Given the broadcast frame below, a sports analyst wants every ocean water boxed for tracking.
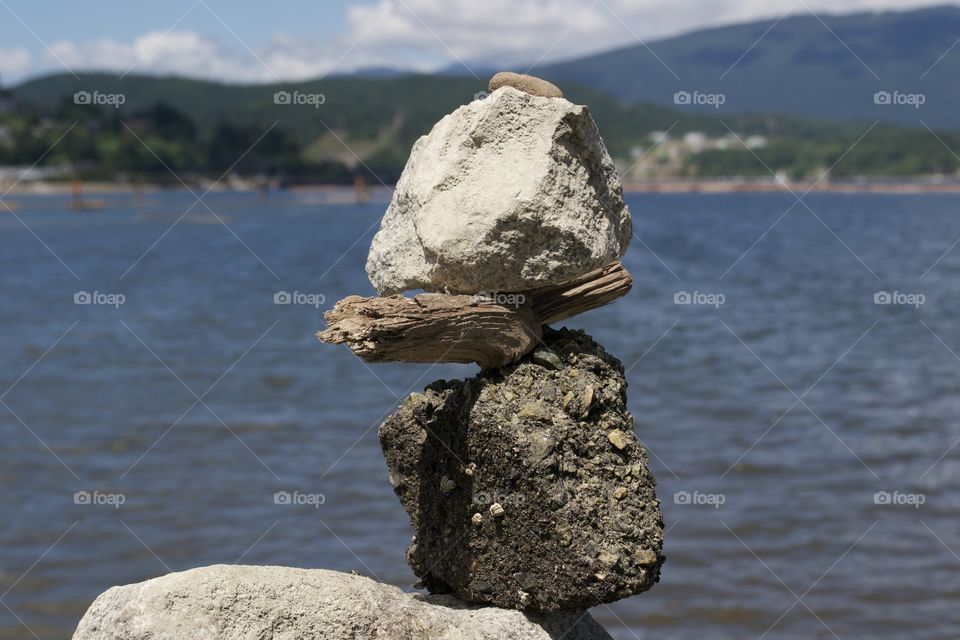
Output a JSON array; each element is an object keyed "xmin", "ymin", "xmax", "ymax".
[{"xmin": 1, "ymin": 189, "xmax": 958, "ymax": 639}]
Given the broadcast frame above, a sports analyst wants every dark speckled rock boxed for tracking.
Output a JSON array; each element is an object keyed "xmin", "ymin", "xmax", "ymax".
[{"xmin": 379, "ymin": 328, "xmax": 664, "ymax": 613}]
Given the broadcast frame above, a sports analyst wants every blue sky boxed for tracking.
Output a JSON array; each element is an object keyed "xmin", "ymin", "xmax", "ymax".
[
  {"xmin": 0, "ymin": 1, "xmax": 354, "ymax": 48},
  {"xmin": 0, "ymin": 0, "xmax": 953, "ymax": 84}
]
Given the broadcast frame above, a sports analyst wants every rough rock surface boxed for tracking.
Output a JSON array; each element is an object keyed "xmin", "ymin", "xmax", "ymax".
[
  {"xmin": 365, "ymin": 87, "xmax": 631, "ymax": 295},
  {"xmin": 489, "ymin": 71, "xmax": 564, "ymax": 98},
  {"xmin": 379, "ymin": 328, "xmax": 664, "ymax": 612},
  {"xmin": 72, "ymin": 565, "xmax": 612, "ymax": 640}
]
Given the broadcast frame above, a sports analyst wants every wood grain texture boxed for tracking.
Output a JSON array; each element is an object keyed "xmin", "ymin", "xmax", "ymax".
[
  {"xmin": 318, "ymin": 262, "xmax": 632, "ymax": 368},
  {"xmin": 529, "ymin": 262, "xmax": 632, "ymax": 324}
]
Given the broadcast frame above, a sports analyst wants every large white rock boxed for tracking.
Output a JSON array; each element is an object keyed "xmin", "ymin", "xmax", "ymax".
[
  {"xmin": 72, "ymin": 565, "xmax": 613, "ymax": 640},
  {"xmin": 366, "ymin": 87, "xmax": 631, "ymax": 295}
]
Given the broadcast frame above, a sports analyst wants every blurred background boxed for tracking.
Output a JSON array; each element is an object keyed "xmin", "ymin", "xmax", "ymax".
[{"xmin": 1, "ymin": 1, "xmax": 959, "ymax": 638}]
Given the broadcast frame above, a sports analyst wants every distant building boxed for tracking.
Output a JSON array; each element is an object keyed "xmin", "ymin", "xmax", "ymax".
[
  {"xmin": 683, "ymin": 131, "xmax": 708, "ymax": 153},
  {"xmin": 647, "ymin": 131, "xmax": 670, "ymax": 143},
  {"xmin": 624, "ymin": 128, "xmax": 775, "ymax": 180},
  {"xmin": 716, "ymin": 133, "xmax": 741, "ymax": 150}
]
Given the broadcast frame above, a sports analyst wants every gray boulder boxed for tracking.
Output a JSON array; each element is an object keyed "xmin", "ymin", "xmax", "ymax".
[
  {"xmin": 365, "ymin": 87, "xmax": 631, "ymax": 295},
  {"xmin": 379, "ymin": 328, "xmax": 664, "ymax": 613},
  {"xmin": 72, "ymin": 564, "xmax": 612, "ymax": 640}
]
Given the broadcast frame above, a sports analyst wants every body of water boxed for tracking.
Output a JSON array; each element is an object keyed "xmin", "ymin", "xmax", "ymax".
[{"xmin": 1, "ymin": 190, "xmax": 958, "ymax": 639}]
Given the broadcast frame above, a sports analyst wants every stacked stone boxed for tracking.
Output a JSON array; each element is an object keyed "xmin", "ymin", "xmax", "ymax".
[
  {"xmin": 71, "ymin": 72, "xmax": 665, "ymax": 640},
  {"xmin": 364, "ymin": 73, "xmax": 665, "ymax": 615}
]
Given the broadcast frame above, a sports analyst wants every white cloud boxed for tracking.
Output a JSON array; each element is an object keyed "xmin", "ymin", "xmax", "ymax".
[
  {"xmin": 6, "ymin": 0, "xmax": 953, "ymax": 83},
  {"xmin": 37, "ymin": 30, "xmax": 393, "ymax": 83},
  {"xmin": 0, "ymin": 47, "xmax": 33, "ymax": 83},
  {"xmin": 343, "ymin": 0, "xmax": 953, "ymax": 70},
  {"xmin": 46, "ymin": 32, "xmax": 291, "ymax": 83}
]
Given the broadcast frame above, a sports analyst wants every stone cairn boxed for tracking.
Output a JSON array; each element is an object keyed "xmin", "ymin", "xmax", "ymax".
[
  {"xmin": 320, "ymin": 72, "xmax": 665, "ymax": 617},
  {"xmin": 72, "ymin": 72, "xmax": 665, "ymax": 640}
]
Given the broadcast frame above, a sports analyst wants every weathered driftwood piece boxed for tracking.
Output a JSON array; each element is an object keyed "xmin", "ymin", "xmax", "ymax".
[
  {"xmin": 318, "ymin": 262, "xmax": 632, "ymax": 368},
  {"xmin": 318, "ymin": 294, "xmax": 543, "ymax": 369},
  {"xmin": 530, "ymin": 261, "xmax": 632, "ymax": 324}
]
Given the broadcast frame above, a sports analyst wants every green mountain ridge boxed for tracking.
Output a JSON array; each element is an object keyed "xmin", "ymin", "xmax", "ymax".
[
  {"xmin": 532, "ymin": 5, "xmax": 960, "ymax": 129},
  {"xmin": 4, "ymin": 68, "xmax": 960, "ymax": 181},
  {"xmin": 6, "ymin": 5, "xmax": 960, "ymax": 181}
]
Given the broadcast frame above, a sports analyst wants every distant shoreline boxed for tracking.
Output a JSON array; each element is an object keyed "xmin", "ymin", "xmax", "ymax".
[
  {"xmin": 0, "ymin": 182, "xmax": 386, "ymax": 197},
  {"xmin": 3, "ymin": 178, "xmax": 960, "ymax": 197},
  {"xmin": 622, "ymin": 179, "xmax": 960, "ymax": 194}
]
